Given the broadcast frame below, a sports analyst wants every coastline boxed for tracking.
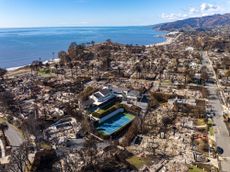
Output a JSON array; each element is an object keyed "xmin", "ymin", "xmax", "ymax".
[
  {"xmin": 146, "ymin": 31, "xmax": 179, "ymax": 47},
  {"xmin": 5, "ymin": 32, "xmax": 175, "ymax": 74},
  {"xmin": 7, "ymin": 65, "xmax": 29, "ymax": 71},
  {"xmin": 0, "ymin": 26, "xmax": 163, "ymax": 70},
  {"xmin": 6, "ymin": 58, "xmax": 60, "ymax": 71},
  {"xmin": 6, "ymin": 58, "xmax": 60, "ymax": 77}
]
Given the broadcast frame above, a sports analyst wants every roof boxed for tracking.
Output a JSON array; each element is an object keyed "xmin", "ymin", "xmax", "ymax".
[
  {"xmin": 127, "ymin": 90, "xmax": 140, "ymax": 98},
  {"xmin": 92, "ymin": 88, "xmax": 112, "ymax": 100},
  {"xmin": 94, "ymin": 92, "xmax": 103, "ymax": 99},
  {"xmin": 111, "ymin": 87, "xmax": 127, "ymax": 94},
  {"xmin": 66, "ymin": 139, "xmax": 85, "ymax": 146},
  {"xmin": 100, "ymin": 88, "xmax": 111, "ymax": 96}
]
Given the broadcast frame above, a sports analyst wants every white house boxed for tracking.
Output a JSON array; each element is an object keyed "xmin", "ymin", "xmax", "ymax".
[{"xmin": 90, "ymin": 87, "xmax": 115, "ymax": 106}]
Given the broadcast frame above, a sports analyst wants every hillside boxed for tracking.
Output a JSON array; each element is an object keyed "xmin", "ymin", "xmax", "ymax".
[{"xmin": 154, "ymin": 13, "xmax": 230, "ymax": 31}]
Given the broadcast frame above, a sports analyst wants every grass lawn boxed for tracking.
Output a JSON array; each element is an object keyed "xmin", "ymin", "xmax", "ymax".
[
  {"xmin": 0, "ymin": 117, "xmax": 6, "ymax": 123},
  {"xmin": 96, "ymin": 108, "xmax": 107, "ymax": 115},
  {"xmin": 40, "ymin": 142, "xmax": 52, "ymax": 150},
  {"xmin": 189, "ymin": 165, "xmax": 206, "ymax": 172},
  {"xmin": 38, "ymin": 68, "xmax": 55, "ymax": 77},
  {"xmin": 126, "ymin": 156, "xmax": 150, "ymax": 170},
  {"xmin": 162, "ymin": 80, "xmax": 172, "ymax": 85},
  {"xmin": 209, "ymin": 127, "xmax": 214, "ymax": 136},
  {"xmin": 207, "ymin": 119, "xmax": 213, "ymax": 126},
  {"xmin": 93, "ymin": 103, "xmax": 121, "ymax": 118},
  {"xmin": 195, "ymin": 118, "xmax": 206, "ymax": 126},
  {"xmin": 189, "ymin": 164, "xmax": 218, "ymax": 172},
  {"xmin": 124, "ymin": 113, "xmax": 136, "ymax": 120}
]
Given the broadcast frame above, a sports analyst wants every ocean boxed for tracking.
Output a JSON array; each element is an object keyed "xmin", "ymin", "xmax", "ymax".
[{"xmin": 0, "ymin": 26, "xmax": 166, "ymax": 68}]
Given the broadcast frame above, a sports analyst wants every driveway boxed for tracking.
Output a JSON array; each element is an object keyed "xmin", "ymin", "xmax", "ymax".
[{"xmin": 5, "ymin": 122, "xmax": 24, "ymax": 147}]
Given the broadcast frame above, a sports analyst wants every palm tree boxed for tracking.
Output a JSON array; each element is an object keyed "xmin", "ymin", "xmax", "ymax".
[
  {"xmin": 59, "ymin": 63, "xmax": 65, "ymax": 78},
  {"xmin": 90, "ymin": 63, "xmax": 94, "ymax": 75},
  {"xmin": 161, "ymin": 116, "xmax": 173, "ymax": 138},
  {"xmin": 118, "ymin": 66, "xmax": 121, "ymax": 76},
  {"xmin": 0, "ymin": 122, "xmax": 8, "ymax": 142},
  {"xmin": 135, "ymin": 64, "xmax": 142, "ymax": 78},
  {"xmin": 106, "ymin": 39, "xmax": 112, "ymax": 44},
  {"xmin": 31, "ymin": 60, "xmax": 43, "ymax": 75},
  {"xmin": 184, "ymin": 68, "xmax": 190, "ymax": 86},
  {"xmin": 68, "ymin": 63, "xmax": 74, "ymax": 79},
  {"xmin": 54, "ymin": 64, "xmax": 59, "ymax": 77},
  {"xmin": 201, "ymin": 66, "xmax": 209, "ymax": 85},
  {"xmin": 45, "ymin": 63, "xmax": 50, "ymax": 70},
  {"xmin": 91, "ymin": 41, "xmax": 95, "ymax": 46},
  {"xmin": 84, "ymin": 137, "xmax": 97, "ymax": 165}
]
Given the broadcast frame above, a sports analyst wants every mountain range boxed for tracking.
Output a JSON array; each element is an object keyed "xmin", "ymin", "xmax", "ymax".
[{"xmin": 154, "ymin": 13, "xmax": 230, "ymax": 31}]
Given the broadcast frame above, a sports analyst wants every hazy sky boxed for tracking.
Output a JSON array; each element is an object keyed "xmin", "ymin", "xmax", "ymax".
[{"xmin": 0, "ymin": 0, "xmax": 230, "ymax": 28}]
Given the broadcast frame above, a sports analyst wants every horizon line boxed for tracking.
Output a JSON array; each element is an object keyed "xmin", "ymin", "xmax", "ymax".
[{"xmin": 0, "ymin": 24, "xmax": 156, "ymax": 29}]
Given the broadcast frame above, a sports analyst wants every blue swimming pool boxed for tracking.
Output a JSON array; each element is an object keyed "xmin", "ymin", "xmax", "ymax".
[{"xmin": 96, "ymin": 113, "xmax": 135, "ymax": 136}]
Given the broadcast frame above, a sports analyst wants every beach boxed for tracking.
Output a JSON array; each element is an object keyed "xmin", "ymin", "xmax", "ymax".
[
  {"xmin": 6, "ymin": 58, "xmax": 60, "ymax": 78},
  {"xmin": 146, "ymin": 31, "xmax": 180, "ymax": 47},
  {"xmin": 4, "ymin": 29, "xmax": 172, "ymax": 76},
  {"xmin": 5, "ymin": 33, "xmax": 175, "ymax": 77},
  {"xmin": 0, "ymin": 26, "xmax": 166, "ymax": 69}
]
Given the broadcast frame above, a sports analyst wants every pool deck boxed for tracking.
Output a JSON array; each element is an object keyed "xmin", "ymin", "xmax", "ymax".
[{"xmin": 96, "ymin": 113, "xmax": 135, "ymax": 136}]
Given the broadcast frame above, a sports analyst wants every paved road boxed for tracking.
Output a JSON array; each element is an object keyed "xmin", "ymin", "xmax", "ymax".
[
  {"xmin": 5, "ymin": 122, "xmax": 24, "ymax": 147},
  {"xmin": 202, "ymin": 51, "xmax": 230, "ymax": 172}
]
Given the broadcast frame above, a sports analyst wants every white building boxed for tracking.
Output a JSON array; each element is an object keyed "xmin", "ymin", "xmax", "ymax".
[{"xmin": 90, "ymin": 87, "xmax": 115, "ymax": 106}]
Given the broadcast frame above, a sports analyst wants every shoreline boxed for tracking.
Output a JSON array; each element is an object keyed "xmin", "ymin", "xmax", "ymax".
[
  {"xmin": 6, "ymin": 58, "xmax": 60, "ymax": 71},
  {"xmin": 146, "ymin": 31, "xmax": 180, "ymax": 47},
  {"xmin": 7, "ymin": 65, "xmax": 29, "ymax": 71},
  {"xmin": 5, "ymin": 32, "xmax": 175, "ymax": 74},
  {"xmin": 6, "ymin": 58, "xmax": 60, "ymax": 77}
]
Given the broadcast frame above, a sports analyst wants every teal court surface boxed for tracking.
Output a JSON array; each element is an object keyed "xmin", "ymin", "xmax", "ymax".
[{"xmin": 96, "ymin": 113, "xmax": 135, "ymax": 136}]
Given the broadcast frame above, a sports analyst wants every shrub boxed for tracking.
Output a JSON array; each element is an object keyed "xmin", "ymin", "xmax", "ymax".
[{"xmin": 92, "ymin": 104, "xmax": 121, "ymax": 118}]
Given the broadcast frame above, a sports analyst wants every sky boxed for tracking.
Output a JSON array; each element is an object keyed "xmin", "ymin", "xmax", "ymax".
[{"xmin": 0, "ymin": 0, "xmax": 230, "ymax": 28}]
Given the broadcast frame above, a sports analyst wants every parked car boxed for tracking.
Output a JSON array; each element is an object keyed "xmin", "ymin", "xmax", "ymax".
[
  {"xmin": 209, "ymin": 95, "xmax": 218, "ymax": 100},
  {"xmin": 216, "ymin": 146, "xmax": 224, "ymax": 155},
  {"xmin": 206, "ymin": 109, "xmax": 215, "ymax": 118}
]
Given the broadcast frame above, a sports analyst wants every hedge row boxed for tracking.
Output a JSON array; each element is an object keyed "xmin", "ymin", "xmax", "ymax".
[{"xmin": 92, "ymin": 103, "xmax": 123, "ymax": 119}]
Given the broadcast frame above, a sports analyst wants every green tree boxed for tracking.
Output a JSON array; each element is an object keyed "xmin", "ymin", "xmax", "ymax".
[{"xmin": 68, "ymin": 63, "xmax": 74, "ymax": 79}]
